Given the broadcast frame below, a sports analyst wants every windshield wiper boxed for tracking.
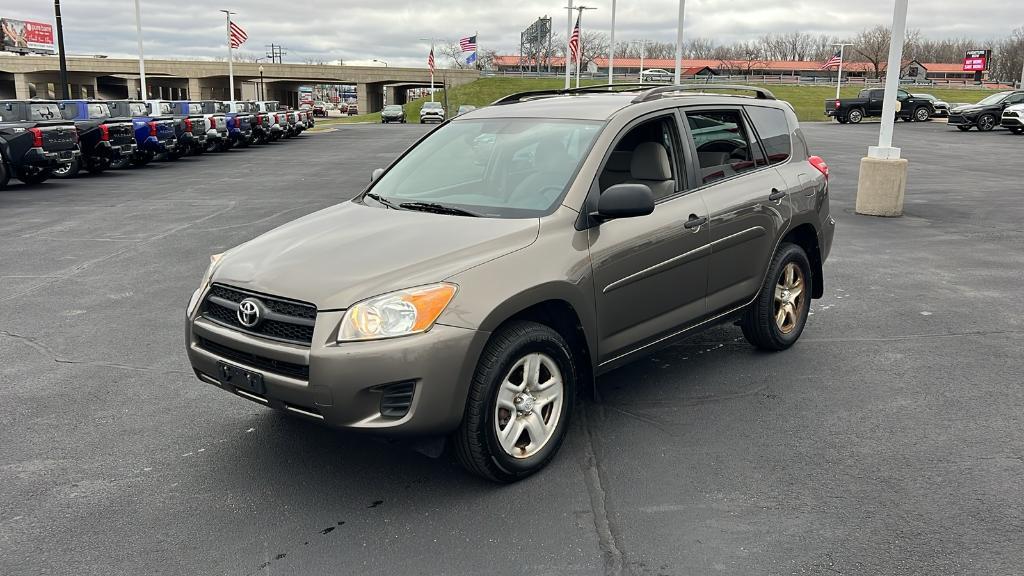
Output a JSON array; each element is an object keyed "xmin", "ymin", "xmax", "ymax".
[
  {"xmin": 364, "ymin": 192, "xmax": 402, "ymax": 210},
  {"xmin": 398, "ymin": 201, "xmax": 481, "ymax": 217}
]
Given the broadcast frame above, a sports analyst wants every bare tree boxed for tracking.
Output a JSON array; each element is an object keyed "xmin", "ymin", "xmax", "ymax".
[
  {"xmin": 991, "ymin": 27, "xmax": 1024, "ymax": 84},
  {"xmin": 852, "ymin": 25, "xmax": 920, "ymax": 77},
  {"xmin": 578, "ymin": 30, "xmax": 610, "ymax": 70},
  {"xmin": 439, "ymin": 42, "xmax": 474, "ymax": 69}
]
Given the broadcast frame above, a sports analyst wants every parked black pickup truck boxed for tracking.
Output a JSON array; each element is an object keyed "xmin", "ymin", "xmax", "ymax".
[
  {"xmin": 0, "ymin": 100, "xmax": 80, "ymax": 189},
  {"xmin": 826, "ymin": 88, "xmax": 934, "ymax": 124},
  {"xmin": 55, "ymin": 100, "xmax": 136, "ymax": 178}
]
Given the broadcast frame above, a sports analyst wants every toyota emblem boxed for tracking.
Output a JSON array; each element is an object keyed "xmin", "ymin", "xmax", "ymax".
[{"xmin": 237, "ymin": 298, "xmax": 263, "ymax": 328}]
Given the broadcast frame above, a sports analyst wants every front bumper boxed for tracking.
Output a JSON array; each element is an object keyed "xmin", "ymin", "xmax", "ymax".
[
  {"xmin": 1000, "ymin": 115, "xmax": 1023, "ymax": 128},
  {"xmin": 947, "ymin": 113, "xmax": 976, "ymax": 126},
  {"xmin": 186, "ymin": 305, "xmax": 489, "ymax": 435},
  {"xmin": 421, "ymin": 114, "xmax": 444, "ymax": 122}
]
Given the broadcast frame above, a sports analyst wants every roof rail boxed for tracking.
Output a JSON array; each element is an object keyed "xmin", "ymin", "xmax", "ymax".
[
  {"xmin": 491, "ymin": 83, "xmax": 662, "ymax": 106},
  {"xmin": 632, "ymin": 84, "xmax": 776, "ymax": 103},
  {"xmin": 491, "ymin": 89, "xmax": 569, "ymax": 106}
]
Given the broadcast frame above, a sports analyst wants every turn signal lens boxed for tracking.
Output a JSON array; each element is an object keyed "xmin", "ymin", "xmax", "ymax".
[{"xmin": 338, "ymin": 284, "xmax": 457, "ymax": 342}]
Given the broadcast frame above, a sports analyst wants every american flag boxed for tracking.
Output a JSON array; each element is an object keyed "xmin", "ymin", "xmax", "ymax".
[
  {"xmin": 229, "ymin": 21, "xmax": 248, "ymax": 49},
  {"xmin": 819, "ymin": 51, "xmax": 842, "ymax": 70},
  {"xmin": 569, "ymin": 14, "xmax": 581, "ymax": 63},
  {"xmin": 459, "ymin": 35, "xmax": 477, "ymax": 52},
  {"xmin": 428, "ymin": 47, "xmax": 435, "ymax": 76}
]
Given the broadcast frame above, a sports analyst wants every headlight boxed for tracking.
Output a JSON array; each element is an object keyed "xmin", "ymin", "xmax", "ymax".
[
  {"xmin": 338, "ymin": 283, "xmax": 457, "ymax": 342},
  {"xmin": 187, "ymin": 253, "xmax": 223, "ymax": 316}
]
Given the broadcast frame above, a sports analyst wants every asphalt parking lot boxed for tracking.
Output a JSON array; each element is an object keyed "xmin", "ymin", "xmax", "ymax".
[{"xmin": 2, "ymin": 120, "xmax": 1022, "ymax": 576}]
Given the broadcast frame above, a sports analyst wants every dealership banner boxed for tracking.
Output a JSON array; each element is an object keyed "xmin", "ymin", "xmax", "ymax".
[
  {"xmin": 1, "ymin": 18, "xmax": 55, "ymax": 54},
  {"xmin": 962, "ymin": 49, "xmax": 990, "ymax": 72}
]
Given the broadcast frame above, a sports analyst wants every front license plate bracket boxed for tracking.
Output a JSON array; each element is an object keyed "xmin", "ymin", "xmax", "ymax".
[{"xmin": 217, "ymin": 362, "xmax": 266, "ymax": 395}]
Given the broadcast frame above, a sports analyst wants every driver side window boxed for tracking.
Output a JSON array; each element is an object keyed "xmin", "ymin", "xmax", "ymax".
[{"xmin": 686, "ymin": 109, "xmax": 761, "ymax": 186}]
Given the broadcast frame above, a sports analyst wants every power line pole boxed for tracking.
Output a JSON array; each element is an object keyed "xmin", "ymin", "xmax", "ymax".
[
  {"xmin": 265, "ymin": 44, "xmax": 287, "ymax": 63},
  {"xmin": 53, "ymin": 0, "xmax": 70, "ymax": 99}
]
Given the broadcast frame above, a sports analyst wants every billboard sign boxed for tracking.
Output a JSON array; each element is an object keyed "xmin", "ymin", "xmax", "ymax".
[
  {"xmin": 962, "ymin": 49, "xmax": 990, "ymax": 72},
  {"xmin": 1, "ymin": 18, "xmax": 55, "ymax": 54}
]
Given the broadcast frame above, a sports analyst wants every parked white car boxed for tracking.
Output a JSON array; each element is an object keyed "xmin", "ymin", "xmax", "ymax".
[
  {"xmin": 1001, "ymin": 103, "xmax": 1024, "ymax": 134},
  {"xmin": 420, "ymin": 101, "xmax": 445, "ymax": 124},
  {"xmin": 640, "ymin": 68, "xmax": 673, "ymax": 83}
]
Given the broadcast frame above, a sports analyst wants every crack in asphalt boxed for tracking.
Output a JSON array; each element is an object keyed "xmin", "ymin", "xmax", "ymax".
[
  {"xmin": 0, "ymin": 201, "xmax": 237, "ymax": 304},
  {"xmin": 579, "ymin": 404, "xmax": 626, "ymax": 576},
  {"xmin": 0, "ymin": 330, "xmax": 190, "ymax": 376}
]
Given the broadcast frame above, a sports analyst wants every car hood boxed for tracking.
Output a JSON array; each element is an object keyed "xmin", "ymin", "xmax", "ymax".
[
  {"xmin": 1004, "ymin": 103, "xmax": 1024, "ymax": 113},
  {"xmin": 211, "ymin": 201, "xmax": 539, "ymax": 310},
  {"xmin": 951, "ymin": 104, "xmax": 984, "ymax": 113}
]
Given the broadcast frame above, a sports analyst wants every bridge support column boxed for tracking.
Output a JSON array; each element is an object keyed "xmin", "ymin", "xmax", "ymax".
[
  {"xmin": 188, "ymin": 77, "xmax": 202, "ymax": 101},
  {"xmin": 357, "ymin": 83, "xmax": 385, "ymax": 114},
  {"xmin": 14, "ymin": 73, "xmax": 31, "ymax": 99}
]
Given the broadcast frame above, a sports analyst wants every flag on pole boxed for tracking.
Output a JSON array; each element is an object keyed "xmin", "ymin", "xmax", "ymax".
[
  {"xmin": 459, "ymin": 35, "xmax": 477, "ymax": 52},
  {"xmin": 466, "ymin": 51, "xmax": 478, "ymax": 65},
  {"xmin": 819, "ymin": 51, "xmax": 842, "ymax": 70},
  {"xmin": 428, "ymin": 47, "xmax": 435, "ymax": 76},
  {"xmin": 569, "ymin": 14, "xmax": 581, "ymax": 63},
  {"xmin": 229, "ymin": 21, "xmax": 248, "ymax": 49}
]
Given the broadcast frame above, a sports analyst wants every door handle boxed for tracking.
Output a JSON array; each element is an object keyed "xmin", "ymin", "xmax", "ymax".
[
  {"xmin": 683, "ymin": 214, "xmax": 707, "ymax": 230},
  {"xmin": 768, "ymin": 188, "xmax": 786, "ymax": 202}
]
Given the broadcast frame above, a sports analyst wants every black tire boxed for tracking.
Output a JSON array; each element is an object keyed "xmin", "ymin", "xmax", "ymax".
[
  {"xmin": 110, "ymin": 155, "xmax": 132, "ymax": 169},
  {"xmin": 740, "ymin": 243, "xmax": 813, "ymax": 351},
  {"xmin": 914, "ymin": 107, "xmax": 930, "ymax": 122},
  {"xmin": 956, "ymin": 125, "xmax": 972, "ymax": 132},
  {"xmin": 0, "ymin": 158, "xmax": 10, "ymax": 190},
  {"xmin": 131, "ymin": 151, "xmax": 153, "ymax": 167},
  {"xmin": 86, "ymin": 157, "xmax": 108, "ymax": 175},
  {"xmin": 52, "ymin": 157, "xmax": 80, "ymax": 179},
  {"xmin": 453, "ymin": 321, "xmax": 577, "ymax": 483},
  {"xmin": 847, "ymin": 108, "xmax": 864, "ymax": 124},
  {"xmin": 977, "ymin": 114, "xmax": 997, "ymax": 132},
  {"xmin": 191, "ymin": 143, "xmax": 206, "ymax": 156},
  {"xmin": 1010, "ymin": 127, "xmax": 1024, "ymax": 135},
  {"xmin": 837, "ymin": 116, "xmax": 849, "ymax": 124},
  {"xmin": 17, "ymin": 166, "xmax": 52, "ymax": 185}
]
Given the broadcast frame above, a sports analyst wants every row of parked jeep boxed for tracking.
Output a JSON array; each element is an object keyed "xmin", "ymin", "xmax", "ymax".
[{"xmin": 0, "ymin": 99, "xmax": 314, "ymax": 189}]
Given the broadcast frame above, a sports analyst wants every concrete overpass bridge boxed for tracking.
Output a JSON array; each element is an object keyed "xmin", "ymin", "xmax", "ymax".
[{"xmin": 0, "ymin": 56, "xmax": 479, "ymax": 112}]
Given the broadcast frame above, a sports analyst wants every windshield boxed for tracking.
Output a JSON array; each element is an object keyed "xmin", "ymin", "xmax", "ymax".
[
  {"xmin": 366, "ymin": 118, "xmax": 602, "ymax": 218},
  {"xmin": 129, "ymin": 103, "xmax": 148, "ymax": 116},
  {"xmin": 188, "ymin": 103, "xmax": 202, "ymax": 114},
  {"xmin": 30, "ymin": 103, "xmax": 61, "ymax": 121},
  {"xmin": 977, "ymin": 92, "xmax": 1011, "ymax": 106},
  {"xmin": 423, "ymin": 102, "xmax": 442, "ymax": 109},
  {"xmin": 215, "ymin": 103, "xmax": 230, "ymax": 113},
  {"xmin": 384, "ymin": 105, "xmax": 402, "ymax": 112},
  {"xmin": 88, "ymin": 103, "xmax": 111, "ymax": 119}
]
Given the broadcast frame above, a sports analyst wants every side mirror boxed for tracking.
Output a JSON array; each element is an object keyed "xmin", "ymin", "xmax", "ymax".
[
  {"xmin": 370, "ymin": 168, "xmax": 384, "ymax": 182},
  {"xmin": 593, "ymin": 184, "xmax": 655, "ymax": 221}
]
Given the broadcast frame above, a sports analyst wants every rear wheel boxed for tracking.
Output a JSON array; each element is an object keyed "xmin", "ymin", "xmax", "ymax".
[
  {"xmin": 110, "ymin": 155, "xmax": 132, "ymax": 169},
  {"xmin": 741, "ymin": 243, "xmax": 812, "ymax": 351},
  {"xmin": 837, "ymin": 116, "xmax": 849, "ymax": 124},
  {"xmin": 52, "ymin": 157, "xmax": 80, "ymax": 179},
  {"xmin": 847, "ymin": 108, "xmax": 864, "ymax": 124},
  {"xmin": 956, "ymin": 125, "xmax": 972, "ymax": 132},
  {"xmin": 17, "ymin": 166, "xmax": 52, "ymax": 185},
  {"xmin": 86, "ymin": 157, "xmax": 109, "ymax": 175},
  {"xmin": 0, "ymin": 158, "xmax": 10, "ymax": 190},
  {"xmin": 454, "ymin": 321, "xmax": 576, "ymax": 483},
  {"xmin": 132, "ymin": 151, "xmax": 154, "ymax": 167},
  {"xmin": 977, "ymin": 114, "xmax": 997, "ymax": 132}
]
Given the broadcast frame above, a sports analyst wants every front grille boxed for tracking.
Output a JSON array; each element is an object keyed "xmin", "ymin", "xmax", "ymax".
[
  {"xmin": 378, "ymin": 382, "xmax": 416, "ymax": 419},
  {"xmin": 196, "ymin": 336, "xmax": 309, "ymax": 380},
  {"xmin": 201, "ymin": 284, "xmax": 317, "ymax": 345},
  {"xmin": 1006, "ymin": 111, "xmax": 1020, "ymax": 118}
]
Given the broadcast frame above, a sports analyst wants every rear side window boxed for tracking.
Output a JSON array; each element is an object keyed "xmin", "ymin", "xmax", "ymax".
[
  {"xmin": 88, "ymin": 104, "xmax": 110, "ymax": 119},
  {"xmin": 31, "ymin": 103, "xmax": 61, "ymax": 121},
  {"xmin": 746, "ymin": 106, "xmax": 792, "ymax": 165},
  {"xmin": 686, "ymin": 110, "xmax": 761, "ymax": 186}
]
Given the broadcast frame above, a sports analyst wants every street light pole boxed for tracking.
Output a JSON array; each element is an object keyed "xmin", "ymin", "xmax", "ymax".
[
  {"xmin": 53, "ymin": 0, "xmax": 70, "ymax": 99},
  {"xmin": 133, "ymin": 0, "xmax": 147, "ymax": 100},
  {"xmin": 258, "ymin": 64, "xmax": 264, "ymax": 100},
  {"xmin": 673, "ymin": 0, "xmax": 687, "ymax": 85}
]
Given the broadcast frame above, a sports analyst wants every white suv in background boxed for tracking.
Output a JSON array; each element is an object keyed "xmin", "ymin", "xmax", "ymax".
[
  {"xmin": 420, "ymin": 101, "xmax": 446, "ymax": 124},
  {"xmin": 1001, "ymin": 103, "xmax": 1024, "ymax": 134}
]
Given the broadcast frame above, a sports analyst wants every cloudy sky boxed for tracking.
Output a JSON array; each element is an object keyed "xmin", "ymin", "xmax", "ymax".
[{"xmin": 3, "ymin": 1, "xmax": 1017, "ymax": 67}]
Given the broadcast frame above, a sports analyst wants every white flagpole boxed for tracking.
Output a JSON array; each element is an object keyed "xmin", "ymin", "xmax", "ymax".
[
  {"xmin": 674, "ymin": 0, "xmax": 686, "ymax": 85},
  {"xmin": 564, "ymin": 0, "xmax": 573, "ymax": 89},
  {"xmin": 133, "ymin": 0, "xmax": 147, "ymax": 100},
  {"xmin": 834, "ymin": 43, "xmax": 852, "ymax": 100},
  {"xmin": 431, "ymin": 42, "xmax": 435, "ymax": 102},
  {"xmin": 607, "ymin": 0, "xmax": 616, "ymax": 86},
  {"xmin": 221, "ymin": 10, "xmax": 235, "ymax": 100},
  {"xmin": 575, "ymin": 9, "xmax": 582, "ymax": 89}
]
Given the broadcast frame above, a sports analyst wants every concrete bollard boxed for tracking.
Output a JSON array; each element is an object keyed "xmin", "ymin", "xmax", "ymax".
[{"xmin": 855, "ymin": 156, "xmax": 908, "ymax": 217}]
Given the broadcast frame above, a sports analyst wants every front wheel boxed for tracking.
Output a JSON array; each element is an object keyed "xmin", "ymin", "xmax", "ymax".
[
  {"xmin": 977, "ymin": 114, "xmax": 996, "ymax": 132},
  {"xmin": 914, "ymin": 107, "xmax": 931, "ymax": 122},
  {"xmin": 1010, "ymin": 127, "xmax": 1024, "ymax": 135},
  {"xmin": 956, "ymin": 125, "xmax": 972, "ymax": 132},
  {"xmin": 52, "ymin": 157, "xmax": 81, "ymax": 179},
  {"xmin": 741, "ymin": 243, "xmax": 812, "ymax": 351},
  {"xmin": 453, "ymin": 321, "xmax": 576, "ymax": 483}
]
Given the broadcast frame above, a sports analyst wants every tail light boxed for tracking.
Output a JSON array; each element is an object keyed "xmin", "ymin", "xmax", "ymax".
[
  {"xmin": 148, "ymin": 121, "xmax": 158, "ymax": 136},
  {"xmin": 29, "ymin": 127, "xmax": 44, "ymax": 147},
  {"xmin": 99, "ymin": 124, "xmax": 110, "ymax": 141},
  {"xmin": 834, "ymin": 100, "xmax": 841, "ymax": 110},
  {"xmin": 274, "ymin": 113, "xmax": 279, "ymax": 123},
  {"xmin": 809, "ymin": 155, "xmax": 829, "ymax": 179},
  {"xmin": 209, "ymin": 116, "xmax": 217, "ymax": 129},
  {"xmin": 184, "ymin": 117, "xmax": 192, "ymax": 131}
]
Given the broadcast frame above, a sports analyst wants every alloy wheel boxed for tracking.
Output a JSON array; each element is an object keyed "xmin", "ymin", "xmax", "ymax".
[
  {"xmin": 774, "ymin": 262, "xmax": 805, "ymax": 335},
  {"xmin": 978, "ymin": 115, "xmax": 995, "ymax": 131},
  {"xmin": 493, "ymin": 353, "xmax": 564, "ymax": 459}
]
